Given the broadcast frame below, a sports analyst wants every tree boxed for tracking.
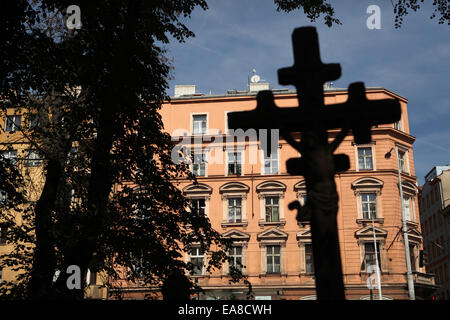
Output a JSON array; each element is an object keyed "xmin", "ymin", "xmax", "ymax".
[
  {"xmin": 274, "ymin": 0, "xmax": 449, "ymax": 27},
  {"xmin": 1, "ymin": 0, "xmax": 243, "ymax": 300}
]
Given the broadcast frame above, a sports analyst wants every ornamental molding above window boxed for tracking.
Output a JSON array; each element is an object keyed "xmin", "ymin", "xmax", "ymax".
[
  {"xmin": 221, "ymin": 229, "xmax": 250, "ymax": 242},
  {"xmin": 257, "ymin": 227, "xmax": 288, "ymax": 242},
  {"xmin": 402, "ymin": 180, "xmax": 418, "ymax": 195},
  {"xmin": 296, "ymin": 228, "xmax": 312, "ymax": 241},
  {"xmin": 406, "ymin": 228, "xmax": 422, "ymax": 243},
  {"xmin": 355, "ymin": 225, "xmax": 388, "ymax": 240},
  {"xmin": 219, "ymin": 182, "xmax": 250, "ymax": 195},
  {"xmin": 256, "ymin": 181, "xmax": 286, "ymax": 195},
  {"xmin": 293, "ymin": 180, "xmax": 306, "ymax": 191},
  {"xmin": 351, "ymin": 177, "xmax": 384, "ymax": 195},
  {"xmin": 182, "ymin": 183, "xmax": 213, "ymax": 197}
]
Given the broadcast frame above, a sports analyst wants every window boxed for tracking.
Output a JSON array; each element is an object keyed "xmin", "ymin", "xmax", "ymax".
[
  {"xmin": 409, "ymin": 244, "xmax": 417, "ymax": 272},
  {"xmin": 266, "ymin": 245, "xmax": 281, "ymax": 274},
  {"xmin": 398, "ymin": 150, "xmax": 407, "ymax": 172},
  {"xmin": 221, "ymin": 229, "xmax": 250, "ymax": 276},
  {"xmin": 5, "ymin": 115, "xmax": 21, "ymax": 132},
  {"xmin": 263, "ymin": 151, "xmax": 278, "ymax": 174},
  {"xmin": 0, "ymin": 150, "xmax": 17, "ymax": 165},
  {"xmin": 403, "ymin": 195, "xmax": 412, "ymax": 221},
  {"xmin": 305, "ymin": 243, "xmax": 314, "ymax": 274},
  {"xmin": 352, "ymin": 177, "xmax": 384, "ymax": 222},
  {"xmin": 227, "ymin": 198, "xmax": 242, "ymax": 223},
  {"xmin": 227, "ymin": 152, "xmax": 242, "ymax": 175},
  {"xmin": 265, "ymin": 196, "xmax": 279, "ymax": 222},
  {"xmin": 361, "ymin": 193, "xmax": 377, "ymax": 219},
  {"xmin": 364, "ymin": 242, "xmax": 381, "ymax": 271},
  {"xmin": 394, "ymin": 120, "xmax": 402, "ymax": 131},
  {"xmin": 256, "ymin": 181, "xmax": 286, "ymax": 227},
  {"xmin": 28, "ymin": 114, "xmax": 40, "ymax": 128},
  {"xmin": 131, "ymin": 251, "xmax": 145, "ymax": 278},
  {"xmin": 191, "ymin": 152, "xmax": 207, "ymax": 176},
  {"xmin": 24, "ymin": 150, "xmax": 42, "ymax": 167},
  {"xmin": 87, "ymin": 269, "xmax": 97, "ymax": 285},
  {"xmin": 192, "ymin": 114, "xmax": 207, "ymax": 135},
  {"xmin": 0, "ymin": 190, "xmax": 7, "ymax": 205},
  {"xmin": 190, "ymin": 247, "xmax": 204, "ymax": 276},
  {"xmin": 228, "ymin": 246, "xmax": 243, "ymax": 273},
  {"xmin": 358, "ymin": 147, "xmax": 373, "ymax": 170},
  {"xmin": 220, "ymin": 182, "xmax": 249, "ymax": 228},
  {"xmin": 0, "ymin": 226, "xmax": 6, "ymax": 245},
  {"xmin": 190, "ymin": 198, "xmax": 206, "ymax": 215}
]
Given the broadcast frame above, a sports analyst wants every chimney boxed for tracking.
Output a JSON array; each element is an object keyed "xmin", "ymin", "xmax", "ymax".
[
  {"xmin": 174, "ymin": 85, "xmax": 196, "ymax": 97},
  {"xmin": 249, "ymin": 82, "xmax": 269, "ymax": 92}
]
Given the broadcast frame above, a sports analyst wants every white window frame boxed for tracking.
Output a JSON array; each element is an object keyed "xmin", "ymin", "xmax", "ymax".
[
  {"xmin": 228, "ymin": 246, "xmax": 244, "ymax": 274},
  {"xmin": 297, "ymin": 229, "xmax": 315, "ymax": 275},
  {"xmin": 356, "ymin": 145, "xmax": 375, "ymax": 171},
  {"xmin": 401, "ymin": 180, "xmax": 418, "ymax": 223},
  {"xmin": 182, "ymin": 183, "xmax": 212, "ymax": 218},
  {"xmin": 220, "ymin": 182, "xmax": 249, "ymax": 228},
  {"xmin": 361, "ymin": 192, "xmax": 377, "ymax": 219},
  {"xmin": 396, "ymin": 147, "xmax": 410, "ymax": 174},
  {"xmin": 5, "ymin": 115, "xmax": 21, "ymax": 132},
  {"xmin": 256, "ymin": 181, "xmax": 286, "ymax": 227},
  {"xmin": 261, "ymin": 147, "xmax": 280, "ymax": 175},
  {"xmin": 221, "ymin": 229, "xmax": 250, "ymax": 276},
  {"xmin": 24, "ymin": 149, "xmax": 42, "ymax": 167},
  {"xmin": 191, "ymin": 113, "xmax": 208, "ymax": 136},
  {"xmin": 189, "ymin": 247, "xmax": 205, "ymax": 276},
  {"xmin": 0, "ymin": 150, "xmax": 17, "ymax": 165},
  {"xmin": 266, "ymin": 245, "xmax": 281, "ymax": 274},
  {"xmin": 257, "ymin": 227, "xmax": 288, "ymax": 276},
  {"xmin": 356, "ymin": 226, "xmax": 388, "ymax": 273},
  {"xmin": 264, "ymin": 196, "xmax": 280, "ymax": 223},
  {"xmin": 352, "ymin": 177, "xmax": 384, "ymax": 223},
  {"xmin": 191, "ymin": 151, "xmax": 208, "ymax": 177},
  {"xmin": 226, "ymin": 151, "xmax": 243, "ymax": 176}
]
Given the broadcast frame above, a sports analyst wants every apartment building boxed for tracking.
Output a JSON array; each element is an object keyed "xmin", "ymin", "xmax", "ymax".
[
  {"xmin": 111, "ymin": 81, "xmax": 436, "ymax": 300},
  {"xmin": 419, "ymin": 166, "xmax": 450, "ymax": 299}
]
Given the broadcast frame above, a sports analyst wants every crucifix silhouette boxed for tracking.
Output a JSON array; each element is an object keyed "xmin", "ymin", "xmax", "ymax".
[{"xmin": 228, "ymin": 27, "xmax": 401, "ymax": 300}]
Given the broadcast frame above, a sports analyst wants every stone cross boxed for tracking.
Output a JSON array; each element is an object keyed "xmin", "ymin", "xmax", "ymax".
[{"xmin": 228, "ymin": 26, "xmax": 401, "ymax": 300}]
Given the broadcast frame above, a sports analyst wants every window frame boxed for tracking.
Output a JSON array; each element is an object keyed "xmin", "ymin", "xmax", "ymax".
[
  {"xmin": 352, "ymin": 177, "xmax": 384, "ymax": 223},
  {"xmin": 227, "ymin": 151, "xmax": 242, "ymax": 175},
  {"xmin": 356, "ymin": 145, "xmax": 375, "ymax": 171},
  {"xmin": 191, "ymin": 151, "xmax": 208, "ymax": 177},
  {"xmin": 189, "ymin": 247, "xmax": 205, "ymax": 276},
  {"xmin": 220, "ymin": 182, "xmax": 250, "ymax": 228},
  {"xmin": 0, "ymin": 149, "xmax": 17, "ymax": 165},
  {"xmin": 256, "ymin": 181, "xmax": 287, "ymax": 227},
  {"xmin": 261, "ymin": 148, "xmax": 279, "ymax": 175},
  {"xmin": 257, "ymin": 227, "xmax": 288, "ymax": 276},
  {"xmin": 24, "ymin": 149, "xmax": 42, "ymax": 167},
  {"xmin": 361, "ymin": 192, "xmax": 377, "ymax": 219},
  {"xmin": 191, "ymin": 113, "xmax": 208, "ymax": 135},
  {"xmin": 5, "ymin": 115, "xmax": 22, "ymax": 132},
  {"xmin": 266, "ymin": 245, "xmax": 281, "ymax": 274}
]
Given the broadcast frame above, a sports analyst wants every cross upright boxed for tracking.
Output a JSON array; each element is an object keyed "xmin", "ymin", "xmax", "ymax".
[{"xmin": 228, "ymin": 26, "xmax": 401, "ymax": 300}]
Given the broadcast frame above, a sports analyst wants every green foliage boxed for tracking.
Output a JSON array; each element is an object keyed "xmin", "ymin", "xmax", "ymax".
[
  {"xmin": 274, "ymin": 0, "xmax": 450, "ymax": 27},
  {"xmin": 0, "ymin": 0, "xmax": 244, "ymax": 300}
]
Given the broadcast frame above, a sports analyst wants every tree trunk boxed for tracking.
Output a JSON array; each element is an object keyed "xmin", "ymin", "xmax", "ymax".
[{"xmin": 29, "ymin": 158, "xmax": 61, "ymax": 299}]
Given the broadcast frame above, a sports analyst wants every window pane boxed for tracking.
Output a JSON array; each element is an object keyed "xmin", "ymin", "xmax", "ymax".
[{"xmin": 358, "ymin": 147, "xmax": 373, "ymax": 170}]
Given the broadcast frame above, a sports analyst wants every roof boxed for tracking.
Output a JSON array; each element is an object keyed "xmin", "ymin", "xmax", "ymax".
[{"xmin": 168, "ymin": 87, "xmax": 408, "ymax": 102}]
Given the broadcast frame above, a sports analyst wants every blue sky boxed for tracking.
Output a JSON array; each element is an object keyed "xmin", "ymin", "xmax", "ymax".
[{"xmin": 164, "ymin": 0, "xmax": 450, "ymax": 184}]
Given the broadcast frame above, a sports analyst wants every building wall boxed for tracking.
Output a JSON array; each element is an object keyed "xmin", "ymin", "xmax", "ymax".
[
  {"xmin": 115, "ymin": 87, "xmax": 432, "ymax": 300},
  {"xmin": 419, "ymin": 168, "xmax": 450, "ymax": 299}
]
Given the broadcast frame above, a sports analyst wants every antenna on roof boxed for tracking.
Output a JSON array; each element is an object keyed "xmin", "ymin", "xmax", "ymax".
[{"xmin": 250, "ymin": 69, "xmax": 260, "ymax": 83}]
